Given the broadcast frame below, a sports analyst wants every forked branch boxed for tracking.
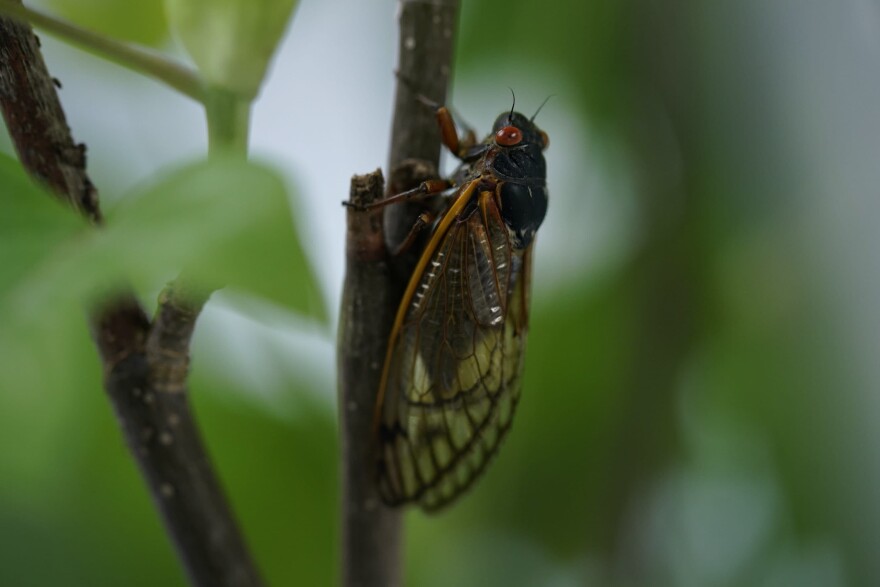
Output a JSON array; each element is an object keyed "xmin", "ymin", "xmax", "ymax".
[{"xmin": 0, "ymin": 11, "xmax": 261, "ymax": 587}]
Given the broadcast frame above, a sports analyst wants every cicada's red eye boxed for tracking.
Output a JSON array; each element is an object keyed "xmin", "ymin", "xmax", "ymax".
[
  {"xmin": 495, "ymin": 125, "xmax": 523, "ymax": 147},
  {"xmin": 539, "ymin": 130, "xmax": 550, "ymax": 150}
]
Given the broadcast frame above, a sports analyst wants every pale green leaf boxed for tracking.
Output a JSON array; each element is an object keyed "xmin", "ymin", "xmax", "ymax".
[
  {"xmin": 0, "ymin": 154, "xmax": 86, "ymax": 292},
  {"xmin": 0, "ymin": 154, "xmax": 93, "ymax": 398},
  {"xmin": 99, "ymin": 157, "xmax": 325, "ymax": 320},
  {"xmin": 164, "ymin": 0, "xmax": 299, "ymax": 98}
]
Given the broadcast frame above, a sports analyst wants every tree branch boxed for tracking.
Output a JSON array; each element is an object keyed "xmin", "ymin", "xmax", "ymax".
[
  {"xmin": 337, "ymin": 1, "xmax": 459, "ymax": 586},
  {"xmin": 385, "ymin": 0, "xmax": 459, "ymax": 249},
  {"xmin": 0, "ymin": 11, "xmax": 262, "ymax": 587},
  {"xmin": 338, "ymin": 170, "xmax": 403, "ymax": 587},
  {"xmin": 0, "ymin": 13, "xmax": 100, "ymax": 222}
]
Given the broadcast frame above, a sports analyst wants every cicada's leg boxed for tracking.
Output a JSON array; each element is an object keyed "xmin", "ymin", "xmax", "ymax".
[
  {"xmin": 434, "ymin": 106, "xmax": 478, "ymax": 159},
  {"xmin": 391, "ymin": 211, "xmax": 436, "ymax": 256},
  {"xmin": 395, "ymin": 71, "xmax": 477, "ymax": 157},
  {"xmin": 345, "ymin": 178, "xmax": 454, "ymax": 211},
  {"xmin": 435, "ymin": 106, "xmax": 462, "ymax": 156}
]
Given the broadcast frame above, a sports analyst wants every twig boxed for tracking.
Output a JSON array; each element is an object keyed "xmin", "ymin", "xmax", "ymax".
[
  {"xmin": 0, "ymin": 14, "xmax": 100, "ymax": 221},
  {"xmin": 95, "ymin": 292, "xmax": 263, "ymax": 587},
  {"xmin": 0, "ymin": 11, "xmax": 262, "ymax": 587},
  {"xmin": 337, "ymin": 1, "xmax": 459, "ymax": 586},
  {"xmin": 385, "ymin": 0, "xmax": 459, "ymax": 249},
  {"xmin": 338, "ymin": 170, "xmax": 404, "ymax": 587}
]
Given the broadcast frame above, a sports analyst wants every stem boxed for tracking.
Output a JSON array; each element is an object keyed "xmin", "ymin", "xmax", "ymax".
[
  {"xmin": 0, "ymin": 0, "xmax": 203, "ymax": 101},
  {"xmin": 337, "ymin": 2, "xmax": 460, "ymax": 586},
  {"xmin": 206, "ymin": 88, "xmax": 251, "ymax": 158}
]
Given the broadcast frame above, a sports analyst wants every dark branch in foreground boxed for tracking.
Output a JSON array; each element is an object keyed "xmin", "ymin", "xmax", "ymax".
[
  {"xmin": 0, "ymin": 11, "xmax": 262, "ymax": 587},
  {"xmin": 0, "ymin": 13, "xmax": 100, "ymax": 221},
  {"xmin": 337, "ymin": 1, "xmax": 459, "ymax": 586}
]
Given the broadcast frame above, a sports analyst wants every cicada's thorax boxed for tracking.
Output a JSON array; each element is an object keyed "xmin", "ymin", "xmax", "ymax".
[{"xmin": 452, "ymin": 112, "xmax": 549, "ymax": 250}]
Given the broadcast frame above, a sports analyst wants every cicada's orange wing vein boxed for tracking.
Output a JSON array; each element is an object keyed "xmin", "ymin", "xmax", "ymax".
[{"xmin": 376, "ymin": 188, "xmax": 533, "ymax": 510}]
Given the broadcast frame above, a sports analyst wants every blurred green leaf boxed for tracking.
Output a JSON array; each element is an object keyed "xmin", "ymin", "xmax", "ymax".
[
  {"xmin": 191, "ymin": 374, "xmax": 338, "ymax": 586},
  {"xmin": 0, "ymin": 154, "xmax": 86, "ymax": 291},
  {"xmin": 164, "ymin": 0, "xmax": 299, "ymax": 98},
  {"xmin": 0, "ymin": 154, "xmax": 92, "ymax": 400},
  {"xmin": 45, "ymin": 0, "xmax": 169, "ymax": 46},
  {"xmin": 0, "ymin": 354, "xmax": 336, "ymax": 586},
  {"xmin": 101, "ymin": 157, "xmax": 326, "ymax": 321},
  {"xmin": 2, "ymin": 157, "xmax": 324, "ymax": 323},
  {"xmin": 456, "ymin": 1, "xmax": 632, "ymax": 126},
  {"xmin": 0, "ymin": 157, "xmax": 324, "ymax": 405}
]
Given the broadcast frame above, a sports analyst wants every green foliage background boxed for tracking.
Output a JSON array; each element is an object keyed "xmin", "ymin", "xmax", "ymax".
[{"xmin": 1, "ymin": 1, "xmax": 876, "ymax": 586}]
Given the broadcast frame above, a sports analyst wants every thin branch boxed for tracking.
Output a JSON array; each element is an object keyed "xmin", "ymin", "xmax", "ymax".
[
  {"xmin": 0, "ymin": 13, "xmax": 100, "ymax": 221},
  {"xmin": 385, "ymin": 0, "xmax": 459, "ymax": 250},
  {"xmin": 0, "ymin": 0, "xmax": 203, "ymax": 101},
  {"xmin": 339, "ymin": 170, "xmax": 404, "ymax": 587},
  {"xmin": 0, "ymin": 11, "xmax": 262, "ymax": 587},
  {"xmin": 95, "ymin": 293, "xmax": 264, "ymax": 587},
  {"xmin": 337, "ymin": 2, "xmax": 459, "ymax": 586}
]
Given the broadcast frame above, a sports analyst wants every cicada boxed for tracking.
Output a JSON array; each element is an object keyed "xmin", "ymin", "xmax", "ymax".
[{"xmin": 373, "ymin": 99, "xmax": 549, "ymax": 511}]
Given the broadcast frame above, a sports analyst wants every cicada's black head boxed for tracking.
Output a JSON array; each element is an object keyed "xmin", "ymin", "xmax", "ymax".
[
  {"xmin": 491, "ymin": 112, "xmax": 548, "ymax": 152},
  {"xmin": 488, "ymin": 111, "xmax": 549, "ymax": 249}
]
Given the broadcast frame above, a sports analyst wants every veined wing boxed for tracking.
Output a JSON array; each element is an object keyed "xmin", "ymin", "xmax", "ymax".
[{"xmin": 376, "ymin": 186, "xmax": 533, "ymax": 511}]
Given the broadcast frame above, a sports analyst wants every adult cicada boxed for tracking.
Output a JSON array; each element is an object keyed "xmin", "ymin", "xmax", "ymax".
[{"xmin": 370, "ymin": 99, "xmax": 549, "ymax": 511}]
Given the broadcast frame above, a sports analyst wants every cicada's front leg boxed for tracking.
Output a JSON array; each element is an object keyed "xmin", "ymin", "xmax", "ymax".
[
  {"xmin": 395, "ymin": 71, "xmax": 478, "ymax": 157},
  {"xmin": 434, "ymin": 106, "xmax": 477, "ymax": 159},
  {"xmin": 407, "ymin": 90, "xmax": 477, "ymax": 159}
]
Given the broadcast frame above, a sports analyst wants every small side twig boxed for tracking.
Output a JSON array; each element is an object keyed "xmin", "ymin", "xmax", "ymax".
[
  {"xmin": 0, "ymin": 11, "xmax": 261, "ymax": 587},
  {"xmin": 337, "ymin": 1, "xmax": 459, "ymax": 586}
]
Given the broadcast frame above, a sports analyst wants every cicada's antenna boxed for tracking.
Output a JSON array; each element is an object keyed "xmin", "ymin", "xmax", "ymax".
[
  {"xmin": 531, "ymin": 95, "xmax": 555, "ymax": 123},
  {"xmin": 507, "ymin": 87, "xmax": 516, "ymax": 122}
]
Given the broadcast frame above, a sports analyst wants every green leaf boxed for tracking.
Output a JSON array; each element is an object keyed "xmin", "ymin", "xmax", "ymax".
[
  {"xmin": 164, "ymin": 0, "xmax": 299, "ymax": 98},
  {"xmin": 191, "ymin": 377, "xmax": 338, "ymax": 586},
  {"xmin": 45, "ymin": 0, "xmax": 169, "ymax": 47},
  {"xmin": 0, "ymin": 154, "xmax": 86, "ymax": 292},
  {"xmin": 0, "ymin": 156, "xmax": 324, "ymax": 402},
  {"xmin": 0, "ymin": 154, "xmax": 93, "ymax": 398},
  {"xmin": 101, "ymin": 157, "xmax": 325, "ymax": 321},
  {"xmin": 3, "ymin": 156, "xmax": 325, "ymax": 324}
]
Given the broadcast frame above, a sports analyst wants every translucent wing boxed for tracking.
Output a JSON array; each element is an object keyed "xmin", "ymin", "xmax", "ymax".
[{"xmin": 376, "ymin": 186, "xmax": 533, "ymax": 511}]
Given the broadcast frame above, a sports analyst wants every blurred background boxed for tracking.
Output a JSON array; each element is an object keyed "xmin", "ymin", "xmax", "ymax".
[{"xmin": 1, "ymin": 0, "xmax": 878, "ymax": 585}]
